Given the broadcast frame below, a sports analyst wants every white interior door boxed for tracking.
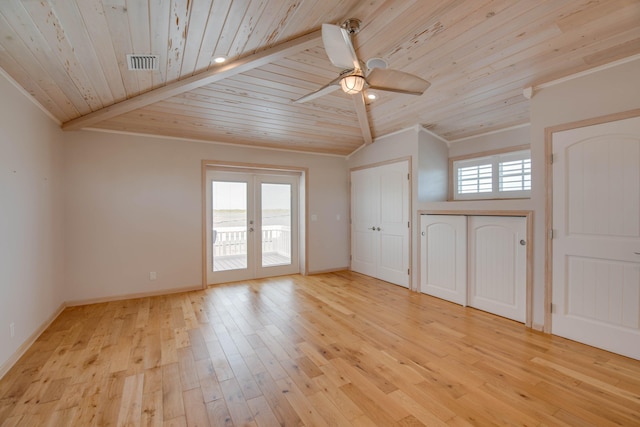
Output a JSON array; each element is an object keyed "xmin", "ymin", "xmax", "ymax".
[
  {"xmin": 351, "ymin": 161, "xmax": 410, "ymax": 288},
  {"xmin": 351, "ymin": 167, "xmax": 378, "ymax": 278},
  {"xmin": 206, "ymin": 170, "xmax": 299, "ymax": 285},
  {"xmin": 420, "ymin": 215, "xmax": 467, "ymax": 305},
  {"xmin": 468, "ymin": 216, "xmax": 527, "ymax": 322},
  {"xmin": 376, "ymin": 161, "xmax": 410, "ymax": 287},
  {"xmin": 552, "ymin": 116, "xmax": 640, "ymax": 360}
]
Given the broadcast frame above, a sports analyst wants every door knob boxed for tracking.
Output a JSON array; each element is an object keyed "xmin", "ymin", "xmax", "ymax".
[
  {"xmin": 370, "ymin": 226, "xmax": 376, "ymax": 230},
  {"xmin": 249, "ymin": 227, "xmax": 254, "ymax": 232},
  {"xmin": 376, "ymin": 227, "xmax": 381, "ymax": 231},
  {"xmin": 520, "ymin": 239, "xmax": 526, "ymax": 245}
]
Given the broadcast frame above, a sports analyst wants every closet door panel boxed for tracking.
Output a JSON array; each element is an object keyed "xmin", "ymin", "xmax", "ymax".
[
  {"xmin": 420, "ymin": 215, "xmax": 467, "ymax": 305},
  {"xmin": 351, "ymin": 161, "xmax": 410, "ymax": 288},
  {"xmin": 468, "ymin": 216, "xmax": 526, "ymax": 322}
]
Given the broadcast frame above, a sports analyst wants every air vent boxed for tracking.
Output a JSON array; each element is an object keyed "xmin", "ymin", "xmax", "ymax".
[{"xmin": 126, "ymin": 54, "xmax": 159, "ymax": 71}]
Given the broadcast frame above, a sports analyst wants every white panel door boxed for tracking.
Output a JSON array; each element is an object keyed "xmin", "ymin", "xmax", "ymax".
[
  {"xmin": 552, "ymin": 116, "xmax": 640, "ymax": 360},
  {"xmin": 351, "ymin": 167, "xmax": 378, "ymax": 277},
  {"xmin": 351, "ymin": 161, "xmax": 410, "ymax": 288},
  {"xmin": 376, "ymin": 161, "xmax": 410, "ymax": 286},
  {"xmin": 468, "ymin": 216, "xmax": 527, "ymax": 322},
  {"xmin": 420, "ymin": 215, "xmax": 467, "ymax": 305}
]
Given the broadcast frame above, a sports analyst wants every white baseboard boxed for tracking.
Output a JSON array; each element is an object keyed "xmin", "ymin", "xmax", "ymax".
[
  {"xmin": 532, "ymin": 322, "xmax": 545, "ymax": 332},
  {"xmin": 65, "ymin": 285, "xmax": 202, "ymax": 307},
  {"xmin": 307, "ymin": 267, "xmax": 350, "ymax": 275},
  {"xmin": 0, "ymin": 302, "xmax": 66, "ymax": 379}
]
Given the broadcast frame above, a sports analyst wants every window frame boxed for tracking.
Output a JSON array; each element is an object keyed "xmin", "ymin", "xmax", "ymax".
[{"xmin": 449, "ymin": 145, "xmax": 531, "ymax": 200}]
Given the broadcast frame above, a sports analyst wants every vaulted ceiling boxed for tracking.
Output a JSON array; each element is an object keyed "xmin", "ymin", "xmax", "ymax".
[{"xmin": 1, "ymin": 1, "xmax": 639, "ymax": 155}]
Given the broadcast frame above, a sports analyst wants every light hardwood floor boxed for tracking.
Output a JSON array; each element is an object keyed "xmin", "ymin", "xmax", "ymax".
[{"xmin": 1, "ymin": 271, "xmax": 639, "ymax": 426}]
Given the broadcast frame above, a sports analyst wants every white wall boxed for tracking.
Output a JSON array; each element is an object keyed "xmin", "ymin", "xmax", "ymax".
[
  {"xmin": 418, "ymin": 129, "xmax": 449, "ymax": 202},
  {"xmin": 448, "ymin": 125, "xmax": 531, "ymax": 158},
  {"xmin": 63, "ymin": 131, "xmax": 350, "ymax": 302},
  {"xmin": 0, "ymin": 72, "xmax": 65, "ymax": 372}
]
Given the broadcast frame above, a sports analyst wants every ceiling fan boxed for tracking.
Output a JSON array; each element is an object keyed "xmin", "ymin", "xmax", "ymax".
[
  {"xmin": 294, "ymin": 19, "xmax": 431, "ymax": 144},
  {"xmin": 295, "ymin": 19, "xmax": 431, "ymax": 102}
]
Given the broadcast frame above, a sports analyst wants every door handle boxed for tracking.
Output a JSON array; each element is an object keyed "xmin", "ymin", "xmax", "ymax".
[
  {"xmin": 520, "ymin": 239, "xmax": 526, "ymax": 246},
  {"xmin": 370, "ymin": 226, "xmax": 376, "ymax": 230},
  {"xmin": 376, "ymin": 227, "xmax": 381, "ymax": 231}
]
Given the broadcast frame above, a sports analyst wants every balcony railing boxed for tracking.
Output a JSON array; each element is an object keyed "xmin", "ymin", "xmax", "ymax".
[{"xmin": 213, "ymin": 225, "xmax": 291, "ymax": 257}]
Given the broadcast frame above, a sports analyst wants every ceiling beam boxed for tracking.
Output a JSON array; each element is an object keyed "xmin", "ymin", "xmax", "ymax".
[
  {"xmin": 62, "ymin": 30, "xmax": 322, "ymax": 131},
  {"xmin": 352, "ymin": 92, "xmax": 373, "ymax": 144}
]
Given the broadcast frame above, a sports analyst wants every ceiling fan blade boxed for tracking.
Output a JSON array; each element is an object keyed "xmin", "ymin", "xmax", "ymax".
[
  {"xmin": 294, "ymin": 77, "xmax": 341, "ymax": 103},
  {"xmin": 366, "ymin": 68, "xmax": 431, "ymax": 95},
  {"xmin": 322, "ymin": 23, "xmax": 360, "ymax": 70},
  {"xmin": 352, "ymin": 92, "xmax": 373, "ymax": 145}
]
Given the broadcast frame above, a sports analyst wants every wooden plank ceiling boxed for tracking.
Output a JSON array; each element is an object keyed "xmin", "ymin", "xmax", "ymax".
[{"xmin": 1, "ymin": 0, "xmax": 639, "ymax": 155}]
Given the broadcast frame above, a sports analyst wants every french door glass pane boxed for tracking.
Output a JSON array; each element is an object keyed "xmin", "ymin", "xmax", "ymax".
[
  {"xmin": 212, "ymin": 181, "xmax": 247, "ymax": 272},
  {"xmin": 261, "ymin": 183, "xmax": 291, "ymax": 267}
]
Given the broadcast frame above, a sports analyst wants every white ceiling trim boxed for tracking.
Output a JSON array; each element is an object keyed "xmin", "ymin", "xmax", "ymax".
[
  {"xmin": 526, "ymin": 54, "xmax": 640, "ymax": 95},
  {"xmin": 448, "ymin": 123, "xmax": 531, "ymax": 144}
]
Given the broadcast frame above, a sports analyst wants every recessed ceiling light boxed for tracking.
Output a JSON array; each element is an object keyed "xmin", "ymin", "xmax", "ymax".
[
  {"xmin": 213, "ymin": 56, "xmax": 227, "ymax": 64},
  {"xmin": 366, "ymin": 92, "xmax": 378, "ymax": 100}
]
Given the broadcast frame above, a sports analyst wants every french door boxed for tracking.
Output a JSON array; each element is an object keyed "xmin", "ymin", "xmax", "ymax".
[{"xmin": 205, "ymin": 170, "xmax": 299, "ymax": 284}]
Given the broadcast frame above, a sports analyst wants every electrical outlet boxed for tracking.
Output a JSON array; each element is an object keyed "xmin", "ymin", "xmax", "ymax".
[
  {"xmin": 149, "ymin": 271, "xmax": 157, "ymax": 280},
  {"xmin": 10, "ymin": 322, "xmax": 15, "ymax": 338}
]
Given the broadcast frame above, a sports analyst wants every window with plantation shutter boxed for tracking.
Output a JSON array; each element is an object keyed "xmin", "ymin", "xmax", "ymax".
[
  {"xmin": 457, "ymin": 162, "xmax": 492, "ymax": 195},
  {"xmin": 452, "ymin": 149, "xmax": 531, "ymax": 200}
]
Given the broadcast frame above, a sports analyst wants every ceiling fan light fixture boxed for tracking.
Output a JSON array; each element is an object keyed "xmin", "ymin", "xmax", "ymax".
[
  {"xmin": 366, "ymin": 57, "xmax": 388, "ymax": 71},
  {"xmin": 340, "ymin": 74, "xmax": 365, "ymax": 94}
]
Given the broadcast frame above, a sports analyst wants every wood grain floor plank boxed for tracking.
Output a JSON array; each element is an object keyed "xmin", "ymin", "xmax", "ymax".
[
  {"xmin": 245, "ymin": 395, "xmax": 281, "ymax": 427},
  {"xmin": 162, "ymin": 363, "xmax": 184, "ymax": 421},
  {"xmin": 141, "ymin": 390, "xmax": 163, "ymax": 427},
  {"xmin": 116, "ymin": 373, "xmax": 144, "ymax": 426},
  {"xmin": 183, "ymin": 388, "xmax": 209, "ymax": 427},
  {"xmin": 0, "ymin": 271, "xmax": 639, "ymax": 425},
  {"xmin": 204, "ymin": 398, "xmax": 233, "ymax": 427},
  {"xmin": 219, "ymin": 377, "xmax": 257, "ymax": 426}
]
